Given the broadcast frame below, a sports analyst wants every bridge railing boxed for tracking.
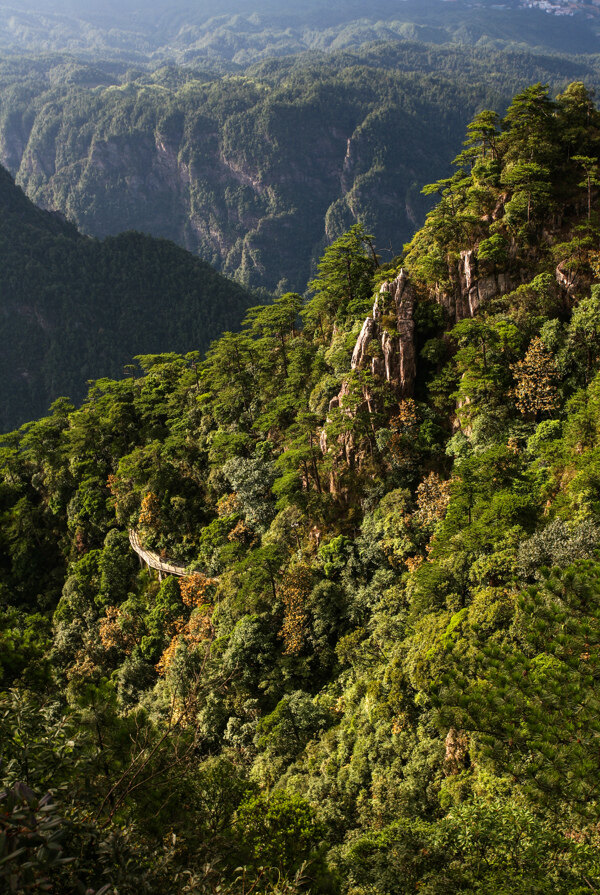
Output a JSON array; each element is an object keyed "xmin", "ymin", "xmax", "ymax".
[{"xmin": 129, "ymin": 529, "xmax": 187, "ymax": 578}]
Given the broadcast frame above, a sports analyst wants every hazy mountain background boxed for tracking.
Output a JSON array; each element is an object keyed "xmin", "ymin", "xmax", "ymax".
[
  {"xmin": 1, "ymin": 44, "xmax": 599, "ymax": 292},
  {"xmin": 0, "ymin": 0, "xmax": 599, "ymax": 63}
]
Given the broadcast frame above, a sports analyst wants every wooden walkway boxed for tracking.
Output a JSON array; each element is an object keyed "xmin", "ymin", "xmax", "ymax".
[{"xmin": 129, "ymin": 529, "xmax": 187, "ymax": 580}]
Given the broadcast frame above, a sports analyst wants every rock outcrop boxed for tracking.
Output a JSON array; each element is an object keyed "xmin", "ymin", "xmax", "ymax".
[
  {"xmin": 436, "ymin": 241, "xmax": 583, "ymax": 323},
  {"xmin": 349, "ymin": 269, "xmax": 417, "ymax": 397},
  {"xmin": 437, "ymin": 249, "xmax": 515, "ymax": 322},
  {"xmin": 555, "ymin": 259, "xmax": 590, "ymax": 296},
  {"xmin": 322, "ymin": 271, "xmax": 417, "ymax": 482}
]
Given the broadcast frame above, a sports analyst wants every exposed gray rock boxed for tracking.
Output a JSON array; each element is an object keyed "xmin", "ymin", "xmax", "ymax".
[
  {"xmin": 350, "ymin": 269, "xmax": 417, "ymax": 397},
  {"xmin": 351, "ymin": 316, "xmax": 378, "ymax": 370},
  {"xmin": 439, "ymin": 250, "xmax": 519, "ymax": 322},
  {"xmin": 320, "ymin": 271, "xmax": 417, "ymax": 476},
  {"xmin": 555, "ymin": 261, "xmax": 584, "ymax": 295}
]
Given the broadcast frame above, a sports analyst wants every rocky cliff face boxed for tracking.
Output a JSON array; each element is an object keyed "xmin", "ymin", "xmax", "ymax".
[
  {"xmin": 323, "ymin": 272, "xmax": 417, "ymax": 477},
  {"xmin": 345, "ymin": 241, "xmax": 571, "ymax": 410},
  {"xmin": 349, "ymin": 271, "xmax": 417, "ymax": 396},
  {"xmin": 321, "ymin": 219, "xmax": 582, "ymax": 479},
  {"xmin": 442, "ymin": 243, "xmax": 579, "ymax": 323},
  {"xmin": 345, "ymin": 252, "xmax": 516, "ymax": 409},
  {"xmin": 437, "ymin": 249, "xmax": 515, "ymax": 322}
]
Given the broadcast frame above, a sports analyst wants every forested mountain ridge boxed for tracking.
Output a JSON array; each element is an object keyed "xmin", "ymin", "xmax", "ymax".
[
  {"xmin": 1, "ymin": 0, "xmax": 599, "ymax": 62},
  {"xmin": 0, "ymin": 164, "xmax": 257, "ymax": 431},
  {"xmin": 4, "ymin": 81, "xmax": 600, "ymax": 892},
  {"xmin": 2, "ymin": 46, "xmax": 600, "ymax": 292}
]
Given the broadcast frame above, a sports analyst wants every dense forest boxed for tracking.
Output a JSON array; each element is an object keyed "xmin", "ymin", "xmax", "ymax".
[
  {"xmin": 0, "ymin": 164, "xmax": 256, "ymax": 431},
  {"xmin": 4, "ymin": 80, "xmax": 600, "ymax": 892},
  {"xmin": 2, "ymin": 45, "xmax": 600, "ymax": 291}
]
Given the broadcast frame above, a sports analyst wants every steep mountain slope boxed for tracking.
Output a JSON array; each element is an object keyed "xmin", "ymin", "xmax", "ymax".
[
  {"xmin": 2, "ymin": 48, "xmax": 600, "ymax": 292},
  {"xmin": 0, "ymin": 165, "xmax": 256, "ymax": 430},
  {"xmin": 3, "ymin": 81, "xmax": 600, "ymax": 893}
]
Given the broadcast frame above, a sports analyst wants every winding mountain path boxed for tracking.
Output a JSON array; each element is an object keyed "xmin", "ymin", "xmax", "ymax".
[{"xmin": 129, "ymin": 529, "xmax": 187, "ymax": 580}]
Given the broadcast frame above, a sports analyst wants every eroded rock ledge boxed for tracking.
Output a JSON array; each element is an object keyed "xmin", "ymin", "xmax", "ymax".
[
  {"xmin": 439, "ymin": 249, "xmax": 514, "ymax": 322},
  {"xmin": 347, "ymin": 269, "xmax": 417, "ymax": 397},
  {"xmin": 334, "ymin": 244, "xmax": 575, "ymax": 427}
]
